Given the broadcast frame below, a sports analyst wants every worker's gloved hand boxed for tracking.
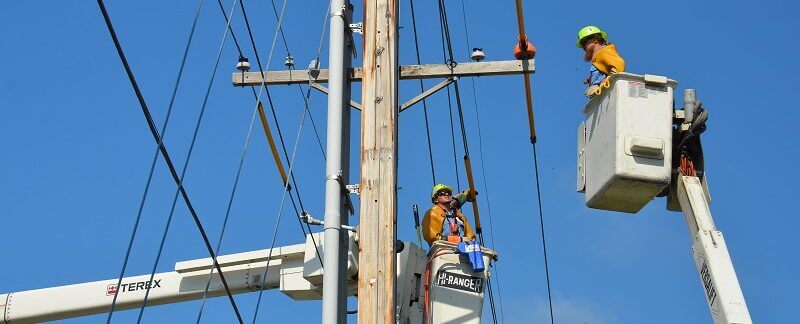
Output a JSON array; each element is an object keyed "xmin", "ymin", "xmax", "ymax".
[
  {"xmin": 464, "ymin": 189, "xmax": 478, "ymax": 202},
  {"xmin": 585, "ymin": 85, "xmax": 600, "ymax": 98}
]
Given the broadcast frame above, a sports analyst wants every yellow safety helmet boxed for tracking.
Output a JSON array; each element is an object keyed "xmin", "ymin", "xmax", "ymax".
[
  {"xmin": 431, "ymin": 184, "xmax": 453, "ymax": 201},
  {"xmin": 577, "ymin": 25, "xmax": 608, "ymax": 48}
]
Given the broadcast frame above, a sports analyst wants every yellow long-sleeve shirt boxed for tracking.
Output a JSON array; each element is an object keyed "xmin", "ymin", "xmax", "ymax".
[{"xmin": 422, "ymin": 205, "xmax": 476, "ymax": 246}]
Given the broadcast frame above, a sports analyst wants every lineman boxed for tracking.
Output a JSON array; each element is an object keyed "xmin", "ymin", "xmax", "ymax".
[
  {"xmin": 422, "ymin": 184, "xmax": 477, "ymax": 246},
  {"xmin": 577, "ymin": 25, "xmax": 626, "ymax": 97}
]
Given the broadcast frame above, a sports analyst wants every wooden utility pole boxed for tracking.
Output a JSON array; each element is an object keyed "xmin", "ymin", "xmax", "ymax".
[{"xmin": 358, "ymin": 0, "xmax": 399, "ymax": 322}]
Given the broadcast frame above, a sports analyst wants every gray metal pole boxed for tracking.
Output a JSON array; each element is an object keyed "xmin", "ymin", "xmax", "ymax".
[
  {"xmin": 684, "ymin": 89, "xmax": 697, "ymax": 123},
  {"xmin": 322, "ymin": 0, "xmax": 351, "ymax": 323}
]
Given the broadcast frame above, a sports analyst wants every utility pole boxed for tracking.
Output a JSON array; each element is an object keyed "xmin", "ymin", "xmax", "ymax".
[
  {"xmin": 358, "ymin": 0, "xmax": 399, "ymax": 322},
  {"xmin": 233, "ymin": 19, "xmax": 533, "ymax": 324},
  {"xmin": 322, "ymin": 0, "xmax": 353, "ymax": 323}
]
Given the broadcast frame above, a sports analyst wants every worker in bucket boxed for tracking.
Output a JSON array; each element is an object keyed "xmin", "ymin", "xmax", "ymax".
[
  {"xmin": 422, "ymin": 184, "xmax": 477, "ymax": 246},
  {"xmin": 578, "ymin": 25, "xmax": 626, "ymax": 97}
]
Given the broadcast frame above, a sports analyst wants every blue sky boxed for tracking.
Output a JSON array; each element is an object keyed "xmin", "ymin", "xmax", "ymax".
[{"xmin": 0, "ymin": 0, "xmax": 796, "ymax": 323}]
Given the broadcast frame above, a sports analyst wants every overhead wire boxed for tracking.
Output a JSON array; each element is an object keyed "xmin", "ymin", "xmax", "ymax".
[
  {"xmin": 407, "ymin": 0, "xmax": 437, "ymax": 185},
  {"xmin": 135, "ymin": 0, "xmax": 249, "ymax": 321},
  {"xmin": 234, "ymin": 0, "xmax": 318, "ymax": 238},
  {"xmin": 194, "ymin": 2, "xmax": 292, "ymax": 314},
  {"xmin": 205, "ymin": 0, "xmax": 334, "ymax": 320},
  {"xmin": 510, "ymin": 1, "xmax": 554, "ymax": 323},
  {"xmin": 95, "ymin": 0, "xmax": 244, "ymax": 322},
  {"xmin": 211, "ymin": 0, "xmax": 324, "ymax": 265},
  {"xmin": 456, "ymin": 0, "xmax": 505, "ymax": 322},
  {"xmin": 435, "ymin": 0, "xmax": 496, "ymax": 322},
  {"xmin": 107, "ymin": 0, "xmax": 206, "ymax": 321},
  {"xmin": 265, "ymin": 0, "xmax": 328, "ymax": 161},
  {"xmin": 128, "ymin": 0, "xmax": 207, "ymax": 321},
  {"xmin": 432, "ymin": 4, "xmax": 462, "ymax": 189},
  {"xmin": 250, "ymin": 81, "xmax": 311, "ymax": 324}
]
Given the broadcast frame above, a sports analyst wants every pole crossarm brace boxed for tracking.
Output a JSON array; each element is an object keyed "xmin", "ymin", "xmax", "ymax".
[
  {"xmin": 310, "ymin": 83, "xmax": 362, "ymax": 110},
  {"xmin": 399, "ymin": 77, "xmax": 455, "ymax": 112},
  {"xmin": 232, "ymin": 59, "xmax": 535, "ymax": 86}
]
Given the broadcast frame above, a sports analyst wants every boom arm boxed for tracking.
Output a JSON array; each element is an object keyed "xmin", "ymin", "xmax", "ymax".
[
  {"xmin": 0, "ymin": 234, "xmax": 356, "ymax": 324},
  {"xmin": 676, "ymin": 174, "xmax": 752, "ymax": 324}
]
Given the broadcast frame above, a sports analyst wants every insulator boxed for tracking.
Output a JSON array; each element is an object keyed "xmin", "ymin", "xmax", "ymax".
[{"xmin": 470, "ymin": 48, "xmax": 485, "ymax": 62}]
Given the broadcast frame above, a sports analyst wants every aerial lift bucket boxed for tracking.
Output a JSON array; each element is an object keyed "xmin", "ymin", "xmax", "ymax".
[
  {"xmin": 423, "ymin": 241, "xmax": 497, "ymax": 323},
  {"xmin": 577, "ymin": 73, "xmax": 677, "ymax": 213}
]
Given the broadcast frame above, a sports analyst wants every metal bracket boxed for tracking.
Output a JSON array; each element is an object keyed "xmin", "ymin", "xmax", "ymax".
[
  {"xmin": 301, "ymin": 211, "xmax": 357, "ymax": 232},
  {"xmin": 334, "ymin": 173, "xmax": 356, "ymax": 215},
  {"xmin": 310, "ymin": 83, "xmax": 362, "ymax": 110},
  {"xmin": 399, "ymin": 77, "xmax": 456, "ymax": 112},
  {"xmin": 349, "ymin": 22, "xmax": 363, "ymax": 35}
]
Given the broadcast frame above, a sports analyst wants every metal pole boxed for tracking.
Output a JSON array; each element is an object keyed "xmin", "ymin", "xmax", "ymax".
[
  {"xmin": 322, "ymin": 0, "xmax": 352, "ymax": 322},
  {"xmin": 684, "ymin": 89, "xmax": 697, "ymax": 123}
]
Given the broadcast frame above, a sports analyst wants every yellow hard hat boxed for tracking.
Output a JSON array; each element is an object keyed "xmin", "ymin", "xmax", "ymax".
[
  {"xmin": 431, "ymin": 184, "xmax": 453, "ymax": 201},
  {"xmin": 577, "ymin": 25, "xmax": 608, "ymax": 48}
]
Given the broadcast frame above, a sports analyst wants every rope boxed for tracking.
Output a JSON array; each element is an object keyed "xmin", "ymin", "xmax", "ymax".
[
  {"xmin": 408, "ymin": 0, "xmax": 437, "ymax": 185},
  {"xmin": 108, "ymin": 0, "xmax": 205, "ymax": 320},
  {"xmin": 95, "ymin": 0, "xmax": 244, "ymax": 322}
]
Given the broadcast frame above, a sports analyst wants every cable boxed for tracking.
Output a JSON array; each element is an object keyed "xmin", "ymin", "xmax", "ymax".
[
  {"xmin": 95, "ymin": 1, "xmax": 244, "ymax": 322},
  {"xmin": 470, "ymin": 77, "xmax": 506, "ymax": 324},
  {"xmin": 139, "ymin": 0, "xmax": 245, "ymax": 321},
  {"xmin": 532, "ymin": 145, "xmax": 554, "ymax": 324},
  {"xmin": 243, "ymin": 0, "xmax": 325, "ymax": 262},
  {"xmin": 251, "ymin": 88, "xmax": 311, "ymax": 324},
  {"xmin": 107, "ymin": 0, "xmax": 204, "ymax": 318},
  {"xmin": 407, "ymin": 0, "xmax": 437, "ymax": 185},
  {"xmin": 456, "ymin": 0, "xmax": 505, "ymax": 320},
  {"xmin": 215, "ymin": 0, "xmax": 324, "ymax": 265},
  {"xmin": 124, "ymin": 0, "xmax": 205, "ymax": 321},
  {"xmin": 194, "ymin": 97, "xmax": 260, "ymax": 324},
  {"xmin": 507, "ymin": 0, "xmax": 553, "ymax": 322},
  {"xmin": 436, "ymin": 1, "xmax": 499, "ymax": 322},
  {"xmin": 262, "ymin": 0, "xmax": 328, "ymax": 162}
]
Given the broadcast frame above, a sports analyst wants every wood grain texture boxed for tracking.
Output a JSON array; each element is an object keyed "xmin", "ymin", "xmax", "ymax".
[{"xmin": 358, "ymin": 0, "xmax": 398, "ymax": 322}]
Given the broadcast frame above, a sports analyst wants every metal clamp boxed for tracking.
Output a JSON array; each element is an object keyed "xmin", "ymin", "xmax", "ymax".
[{"xmin": 301, "ymin": 212, "xmax": 357, "ymax": 232}]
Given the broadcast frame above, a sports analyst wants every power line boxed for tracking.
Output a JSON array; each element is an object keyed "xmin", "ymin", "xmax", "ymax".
[
  {"xmin": 212, "ymin": 0, "xmax": 324, "ymax": 266},
  {"xmin": 130, "ymin": 0, "xmax": 207, "ymax": 321},
  {"xmin": 508, "ymin": 0, "xmax": 554, "ymax": 322},
  {"xmin": 108, "ymin": 0, "xmax": 205, "ymax": 319},
  {"xmin": 435, "ymin": 0, "xmax": 498, "ymax": 322},
  {"xmin": 251, "ymin": 85, "xmax": 311, "ymax": 324},
  {"xmin": 455, "ymin": 0, "xmax": 505, "ymax": 321},
  {"xmin": 95, "ymin": 0, "xmax": 244, "ymax": 322},
  {"xmin": 407, "ymin": 0, "xmax": 437, "ymax": 185},
  {"xmin": 532, "ymin": 144, "xmax": 554, "ymax": 324}
]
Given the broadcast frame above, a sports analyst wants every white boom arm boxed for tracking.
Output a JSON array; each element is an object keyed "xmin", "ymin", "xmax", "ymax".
[
  {"xmin": 676, "ymin": 174, "xmax": 752, "ymax": 324},
  {"xmin": 0, "ymin": 233, "xmax": 358, "ymax": 324}
]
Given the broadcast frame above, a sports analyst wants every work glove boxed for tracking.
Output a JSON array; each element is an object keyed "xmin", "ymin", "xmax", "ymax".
[
  {"xmin": 585, "ymin": 84, "xmax": 600, "ymax": 98},
  {"xmin": 464, "ymin": 189, "xmax": 478, "ymax": 202}
]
